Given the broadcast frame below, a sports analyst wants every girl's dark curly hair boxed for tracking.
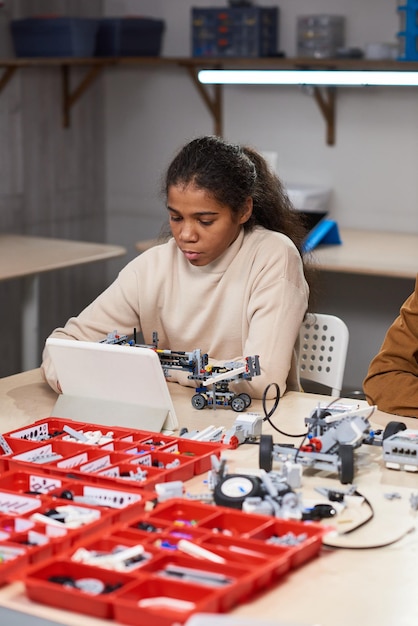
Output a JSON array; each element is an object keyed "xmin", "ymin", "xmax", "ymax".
[
  {"xmin": 163, "ymin": 136, "xmax": 317, "ymax": 306},
  {"xmin": 164, "ymin": 135, "xmax": 309, "ymax": 257}
]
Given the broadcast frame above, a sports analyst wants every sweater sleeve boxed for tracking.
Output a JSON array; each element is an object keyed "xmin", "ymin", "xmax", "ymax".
[
  {"xmin": 363, "ymin": 275, "xmax": 418, "ymax": 417},
  {"xmin": 229, "ymin": 242, "xmax": 309, "ymax": 400},
  {"xmin": 41, "ymin": 260, "xmax": 142, "ymax": 393}
]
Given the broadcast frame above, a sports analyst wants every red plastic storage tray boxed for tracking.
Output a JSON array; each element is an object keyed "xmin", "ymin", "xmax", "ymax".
[
  {"xmin": 22, "ymin": 499, "xmax": 325, "ymax": 625},
  {"xmin": 1, "ymin": 417, "xmax": 225, "ymax": 483},
  {"xmin": 1, "ymin": 417, "xmax": 326, "ymax": 623},
  {"xmin": 0, "ymin": 468, "xmax": 154, "ymax": 525},
  {"xmin": 0, "ymin": 487, "xmax": 112, "ymax": 585}
]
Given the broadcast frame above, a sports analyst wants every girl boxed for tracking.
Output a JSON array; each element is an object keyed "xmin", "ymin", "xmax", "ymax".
[{"xmin": 41, "ymin": 136, "xmax": 311, "ymax": 400}]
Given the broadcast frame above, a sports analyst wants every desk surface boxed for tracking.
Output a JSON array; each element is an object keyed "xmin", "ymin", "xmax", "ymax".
[
  {"xmin": 0, "ymin": 234, "xmax": 126, "ymax": 281},
  {"xmin": 136, "ymin": 228, "xmax": 418, "ymax": 279},
  {"xmin": 313, "ymin": 228, "xmax": 418, "ymax": 279},
  {"xmin": 1, "ymin": 370, "xmax": 418, "ymax": 626}
]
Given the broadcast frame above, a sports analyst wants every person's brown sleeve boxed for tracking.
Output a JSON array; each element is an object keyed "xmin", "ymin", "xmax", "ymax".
[{"xmin": 363, "ymin": 275, "xmax": 418, "ymax": 417}]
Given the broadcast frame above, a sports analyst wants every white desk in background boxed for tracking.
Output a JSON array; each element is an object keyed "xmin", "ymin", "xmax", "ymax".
[
  {"xmin": 0, "ymin": 369, "xmax": 418, "ymax": 626},
  {"xmin": 0, "ymin": 234, "xmax": 126, "ymax": 371},
  {"xmin": 136, "ymin": 228, "xmax": 418, "ymax": 279}
]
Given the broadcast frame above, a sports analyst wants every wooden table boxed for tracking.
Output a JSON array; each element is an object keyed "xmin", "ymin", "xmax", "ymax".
[
  {"xmin": 0, "ymin": 235, "xmax": 126, "ymax": 371},
  {"xmin": 0, "ymin": 369, "xmax": 418, "ymax": 626},
  {"xmin": 136, "ymin": 228, "xmax": 418, "ymax": 279},
  {"xmin": 313, "ymin": 228, "xmax": 418, "ymax": 279}
]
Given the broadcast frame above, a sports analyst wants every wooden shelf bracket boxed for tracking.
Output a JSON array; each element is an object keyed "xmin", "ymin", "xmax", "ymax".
[
  {"xmin": 61, "ymin": 63, "xmax": 104, "ymax": 128},
  {"xmin": 3, "ymin": 55, "xmax": 417, "ymax": 143},
  {"xmin": 0, "ymin": 66, "xmax": 17, "ymax": 94},
  {"xmin": 184, "ymin": 62, "xmax": 337, "ymax": 145},
  {"xmin": 311, "ymin": 86, "xmax": 336, "ymax": 146},
  {"xmin": 185, "ymin": 65, "xmax": 223, "ymax": 136}
]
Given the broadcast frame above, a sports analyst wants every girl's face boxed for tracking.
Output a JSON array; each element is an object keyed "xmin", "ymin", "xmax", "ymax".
[{"xmin": 167, "ymin": 184, "xmax": 252, "ymax": 266}]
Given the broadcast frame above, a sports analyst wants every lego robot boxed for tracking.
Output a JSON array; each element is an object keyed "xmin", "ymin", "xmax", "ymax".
[
  {"xmin": 259, "ymin": 404, "xmax": 406, "ymax": 484},
  {"xmin": 190, "ymin": 356, "xmax": 260, "ymax": 413},
  {"xmin": 101, "ymin": 330, "xmax": 260, "ymax": 413}
]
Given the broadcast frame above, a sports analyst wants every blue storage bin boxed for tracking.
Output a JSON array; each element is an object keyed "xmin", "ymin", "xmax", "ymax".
[
  {"xmin": 95, "ymin": 17, "xmax": 165, "ymax": 56},
  {"xmin": 11, "ymin": 17, "xmax": 98, "ymax": 57}
]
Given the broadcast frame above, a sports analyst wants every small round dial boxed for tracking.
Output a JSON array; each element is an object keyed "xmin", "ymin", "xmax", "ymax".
[
  {"xmin": 220, "ymin": 476, "xmax": 257, "ymax": 497},
  {"xmin": 214, "ymin": 474, "xmax": 262, "ymax": 509}
]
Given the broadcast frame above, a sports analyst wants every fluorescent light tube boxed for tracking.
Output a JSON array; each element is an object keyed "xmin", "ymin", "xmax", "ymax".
[{"xmin": 198, "ymin": 69, "xmax": 418, "ymax": 87}]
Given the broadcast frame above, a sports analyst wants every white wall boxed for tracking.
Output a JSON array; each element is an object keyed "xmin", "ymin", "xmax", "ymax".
[
  {"xmin": 0, "ymin": 0, "xmax": 107, "ymax": 377},
  {"xmin": 103, "ymin": 0, "xmax": 418, "ymax": 391}
]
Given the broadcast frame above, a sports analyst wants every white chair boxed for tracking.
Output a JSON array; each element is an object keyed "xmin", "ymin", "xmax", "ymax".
[{"xmin": 298, "ymin": 313, "xmax": 349, "ymax": 396}]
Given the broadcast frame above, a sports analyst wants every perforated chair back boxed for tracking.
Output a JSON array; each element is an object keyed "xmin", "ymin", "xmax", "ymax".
[{"xmin": 299, "ymin": 313, "xmax": 349, "ymax": 396}]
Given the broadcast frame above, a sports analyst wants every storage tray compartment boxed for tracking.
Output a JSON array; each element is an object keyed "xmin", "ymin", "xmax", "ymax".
[
  {"xmin": 136, "ymin": 551, "xmax": 254, "ymax": 612},
  {"xmin": 129, "ymin": 449, "xmax": 196, "ymax": 482},
  {"xmin": 47, "ymin": 480, "xmax": 150, "ymax": 524},
  {"xmin": 25, "ymin": 559, "xmax": 137, "ymax": 619},
  {"xmin": 246, "ymin": 517, "xmax": 325, "ymax": 567},
  {"xmin": 5, "ymin": 418, "xmax": 79, "ymax": 442},
  {"xmin": 113, "ymin": 577, "xmax": 220, "ymax": 626},
  {"xmin": 0, "ymin": 542, "xmax": 28, "ymax": 586},
  {"xmin": 156, "ymin": 439, "xmax": 223, "ymax": 474}
]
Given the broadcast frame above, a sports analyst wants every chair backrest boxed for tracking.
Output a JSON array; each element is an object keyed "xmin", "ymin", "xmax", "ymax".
[{"xmin": 298, "ymin": 312, "xmax": 349, "ymax": 396}]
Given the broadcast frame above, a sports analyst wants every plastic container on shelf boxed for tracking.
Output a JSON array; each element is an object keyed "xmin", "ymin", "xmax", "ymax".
[
  {"xmin": 0, "ymin": 3, "xmax": 13, "ymax": 57},
  {"xmin": 297, "ymin": 14, "xmax": 345, "ymax": 58},
  {"xmin": 95, "ymin": 17, "xmax": 165, "ymax": 56},
  {"xmin": 10, "ymin": 16, "xmax": 98, "ymax": 57},
  {"xmin": 191, "ymin": 6, "xmax": 279, "ymax": 57},
  {"xmin": 397, "ymin": 2, "xmax": 418, "ymax": 60}
]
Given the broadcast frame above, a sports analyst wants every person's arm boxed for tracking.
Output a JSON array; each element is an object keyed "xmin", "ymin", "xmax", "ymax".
[
  {"xmin": 41, "ymin": 261, "xmax": 142, "ymax": 393},
  {"xmin": 363, "ymin": 276, "xmax": 418, "ymax": 417},
  {"xmin": 229, "ymin": 243, "xmax": 309, "ymax": 400},
  {"xmin": 234, "ymin": 278, "xmax": 308, "ymax": 400}
]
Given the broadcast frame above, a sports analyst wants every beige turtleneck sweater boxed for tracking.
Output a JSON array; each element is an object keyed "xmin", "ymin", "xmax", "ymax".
[{"xmin": 41, "ymin": 226, "xmax": 309, "ymax": 400}]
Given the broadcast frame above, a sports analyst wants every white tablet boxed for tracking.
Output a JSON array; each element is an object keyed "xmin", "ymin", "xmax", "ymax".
[{"xmin": 46, "ymin": 338, "xmax": 178, "ymax": 432}]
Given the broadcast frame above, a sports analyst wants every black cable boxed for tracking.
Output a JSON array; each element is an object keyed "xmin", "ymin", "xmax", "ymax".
[
  {"xmin": 323, "ymin": 526, "xmax": 415, "ymax": 550},
  {"xmin": 261, "ymin": 382, "xmax": 308, "ymax": 438},
  {"xmin": 337, "ymin": 489, "xmax": 374, "ymax": 535},
  {"xmin": 259, "ymin": 388, "xmax": 403, "ymax": 547},
  {"xmin": 322, "ymin": 488, "xmax": 415, "ymax": 549}
]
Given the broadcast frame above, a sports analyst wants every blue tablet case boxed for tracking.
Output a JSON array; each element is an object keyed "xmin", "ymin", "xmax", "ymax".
[{"xmin": 302, "ymin": 219, "xmax": 342, "ymax": 253}]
